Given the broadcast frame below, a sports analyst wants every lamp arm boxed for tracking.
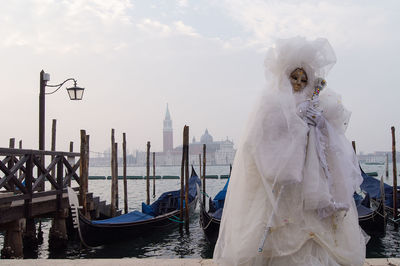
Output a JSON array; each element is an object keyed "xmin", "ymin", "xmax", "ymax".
[{"xmin": 45, "ymin": 78, "xmax": 77, "ymax": 95}]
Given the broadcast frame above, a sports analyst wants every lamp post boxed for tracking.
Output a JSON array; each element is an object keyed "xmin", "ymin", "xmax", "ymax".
[{"xmin": 38, "ymin": 70, "xmax": 85, "ymax": 152}]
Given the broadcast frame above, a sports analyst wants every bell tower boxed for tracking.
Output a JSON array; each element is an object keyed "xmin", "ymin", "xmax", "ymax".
[{"xmin": 163, "ymin": 103, "xmax": 173, "ymax": 152}]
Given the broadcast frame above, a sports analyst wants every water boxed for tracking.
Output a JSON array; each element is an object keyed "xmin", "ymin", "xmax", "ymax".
[{"xmin": 0, "ymin": 164, "xmax": 399, "ymax": 259}]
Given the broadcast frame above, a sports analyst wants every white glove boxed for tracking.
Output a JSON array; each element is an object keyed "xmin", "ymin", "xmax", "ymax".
[
  {"xmin": 306, "ymin": 97, "xmax": 323, "ymax": 127},
  {"xmin": 296, "ymin": 101, "xmax": 310, "ymax": 120}
]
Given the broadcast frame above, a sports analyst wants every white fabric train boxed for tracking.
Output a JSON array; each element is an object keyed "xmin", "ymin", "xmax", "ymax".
[{"xmin": 213, "ymin": 37, "xmax": 366, "ymax": 266}]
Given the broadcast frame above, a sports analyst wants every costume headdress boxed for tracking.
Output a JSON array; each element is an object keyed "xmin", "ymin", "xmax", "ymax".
[{"xmin": 263, "ymin": 36, "xmax": 336, "ymax": 95}]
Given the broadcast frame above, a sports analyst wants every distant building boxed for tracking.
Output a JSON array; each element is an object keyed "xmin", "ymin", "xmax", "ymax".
[
  {"xmin": 135, "ymin": 105, "xmax": 236, "ymax": 166},
  {"xmin": 358, "ymin": 151, "xmax": 400, "ymax": 164},
  {"xmin": 163, "ymin": 104, "xmax": 173, "ymax": 152}
]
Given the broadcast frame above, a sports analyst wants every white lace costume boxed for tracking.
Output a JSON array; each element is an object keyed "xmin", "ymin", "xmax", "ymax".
[{"xmin": 213, "ymin": 37, "xmax": 366, "ymax": 266}]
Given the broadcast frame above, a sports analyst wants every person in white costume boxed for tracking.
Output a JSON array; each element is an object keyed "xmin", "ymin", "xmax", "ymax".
[{"xmin": 213, "ymin": 37, "xmax": 367, "ymax": 266}]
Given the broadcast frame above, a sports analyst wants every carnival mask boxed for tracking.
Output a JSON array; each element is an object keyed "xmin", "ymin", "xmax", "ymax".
[{"xmin": 290, "ymin": 68, "xmax": 308, "ymax": 92}]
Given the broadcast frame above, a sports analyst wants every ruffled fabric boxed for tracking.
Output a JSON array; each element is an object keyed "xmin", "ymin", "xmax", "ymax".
[{"xmin": 213, "ymin": 37, "xmax": 366, "ymax": 266}]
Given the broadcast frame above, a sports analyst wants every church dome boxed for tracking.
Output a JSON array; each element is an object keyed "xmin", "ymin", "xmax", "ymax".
[{"xmin": 200, "ymin": 129, "xmax": 213, "ymax": 144}]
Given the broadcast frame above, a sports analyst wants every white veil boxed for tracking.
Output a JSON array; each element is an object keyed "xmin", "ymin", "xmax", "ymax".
[
  {"xmin": 248, "ymin": 36, "xmax": 337, "ymax": 185},
  {"xmin": 213, "ymin": 37, "xmax": 365, "ymax": 266}
]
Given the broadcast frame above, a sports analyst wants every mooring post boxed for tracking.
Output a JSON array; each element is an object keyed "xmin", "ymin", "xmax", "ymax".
[
  {"xmin": 48, "ymin": 210, "xmax": 69, "ymax": 250},
  {"xmin": 123, "ymin": 133, "xmax": 128, "ymax": 214},
  {"xmin": 115, "ymin": 142, "xmax": 119, "ymax": 210},
  {"xmin": 23, "ymin": 153, "xmax": 38, "ymax": 249},
  {"xmin": 180, "ymin": 129, "xmax": 185, "ymax": 230},
  {"xmin": 67, "ymin": 141, "xmax": 74, "ymax": 187},
  {"xmin": 9, "ymin": 138, "xmax": 15, "ymax": 148},
  {"xmin": 152, "ymin": 152, "xmax": 155, "ymax": 198},
  {"xmin": 51, "ymin": 119, "xmax": 57, "ymax": 189},
  {"xmin": 203, "ymin": 144, "xmax": 206, "ymax": 207},
  {"xmin": 184, "ymin": 126, "xmax": 189, "ymax": 230},
  {"xmin": 111, "ymin": 129, "xmax": 118, "ymax": 217},
  {"xmin": 49, "ymin": 156, "xmax": 68, "ymax": 249},
  {"xmin": 386, "ymin": 153, "xmax": 389, "ymax": 179},
  {"xmin": 146, "ymin": 141, "xmax": 150, "ymax": 205},
  {"xmin": 80, "ymin": 130, "xmax": 89, "ymax": 218},
  {"xmin": 391, "ymin": 126, "xmax": 398, "ymax": 227},
  {"xmin": 1, "ymin": 220, "xmax": 23, "ymax": 259},
  {"xmin": 199, "ymin": 154, "xmax": 202, "ymax": 180}
]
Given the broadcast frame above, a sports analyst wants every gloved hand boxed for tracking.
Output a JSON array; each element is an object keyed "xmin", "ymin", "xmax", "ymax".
[
  {"xmin": 306, "ymin": 97, "xmax": 323, "ymax": 127},
  {"xmin": 296, "ymin": 101, "xmax": 310, "ymax": 120}
]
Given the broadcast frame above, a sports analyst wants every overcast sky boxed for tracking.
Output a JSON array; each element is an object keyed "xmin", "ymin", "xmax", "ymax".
[{"xmin": 1, "ymin": 0, "xmax": 399, "ymax": 156}]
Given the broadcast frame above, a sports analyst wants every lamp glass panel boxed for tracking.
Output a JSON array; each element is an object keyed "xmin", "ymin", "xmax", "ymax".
[
  {"xmin": 75, "ymin": 88, "xmax": 84, "ymax": 100},
  {"xmin": 67, "ymin": 88, "xmax": 76, "ymax": 100}
]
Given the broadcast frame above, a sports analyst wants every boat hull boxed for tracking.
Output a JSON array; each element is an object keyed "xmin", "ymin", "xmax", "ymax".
[
  {"xmin": 358, "ymin": 200, "xmax": 386, "ymax": 235},
  {"xmin": 199, "ymin": 202, "xmax": 220, "ymax": 245},
  {"xmin": 79, "ymin": 197, "xmax": 198, "ymax": 247}
]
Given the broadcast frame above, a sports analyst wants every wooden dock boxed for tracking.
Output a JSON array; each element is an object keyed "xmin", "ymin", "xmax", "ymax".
[{"xmin": 0, "ymin": 147, "xmax": 116, "ymax": 259}]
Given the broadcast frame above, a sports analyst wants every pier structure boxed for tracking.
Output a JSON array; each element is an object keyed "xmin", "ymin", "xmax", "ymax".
[{"xmin": 0, "ymin": 144, "xmax": 115, "ymax": 259}]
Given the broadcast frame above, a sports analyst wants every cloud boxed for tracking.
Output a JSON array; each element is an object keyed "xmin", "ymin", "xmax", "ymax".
[
  {"xmin": 176, "ymin": 0, "xmax": 188, "ymax": 8},
  {"xmin": 137, "ymin": 19, "xmax": 172, "ymax": 36},
  {"xmin": 219, "ymin": 0, "xmax": 394, "ymax": 50},
  {"xmin": 0, "ymin": 0, "xmax": 134, "ymax": 53},
  {"xmin": 173, "ymin": 21, "xmax": 200, "ymax": 37}
]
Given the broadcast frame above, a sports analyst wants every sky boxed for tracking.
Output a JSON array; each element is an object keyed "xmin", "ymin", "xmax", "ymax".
[{"xmin": 1, "ymin": 0, "xmax": 399, "ymax": 156}]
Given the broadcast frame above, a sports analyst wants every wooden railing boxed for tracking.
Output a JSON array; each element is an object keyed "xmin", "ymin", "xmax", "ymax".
[{"xmin": 0, "ymin": 148, "xmax": 81, "ymax": 215}]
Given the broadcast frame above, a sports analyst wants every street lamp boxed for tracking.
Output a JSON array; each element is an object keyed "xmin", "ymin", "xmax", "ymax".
[{"xmin": 39, "ymin": 70, "xmax": 85, "ymax": 152}]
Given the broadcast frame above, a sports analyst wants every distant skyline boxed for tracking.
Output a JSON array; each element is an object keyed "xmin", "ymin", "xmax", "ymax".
[{"xmin": 1, "ymin": 0, "xmax": 399, "ymax": 155}]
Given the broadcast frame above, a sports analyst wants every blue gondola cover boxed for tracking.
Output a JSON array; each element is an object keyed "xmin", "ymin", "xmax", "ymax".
[
  {"xmin": 360, "ymin": 169, "xmax": 394, "ymax": 207},
  {"xmin": 92, "ymin": 211, "xmax": 154, "ymax": 224},
  {"xmin": 210, "ymin": 178, "xmax": 230, "ymax": 218}
]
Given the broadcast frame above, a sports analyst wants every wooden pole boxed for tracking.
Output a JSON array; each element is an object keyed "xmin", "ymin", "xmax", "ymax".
[
  {"xmin": 79, "ymin": 130, "xmax": 89, "ymax": 218},
  {"xmin": 199, "ymin": 154, "xmax": 202, "ymax": 182},
  {"xmin": 391, "ymin": 126, "xmax": 398, "ymax": 224},
  {"xmin": 9, "ymin": 138, "xmax": 15, "ymax": 148},
  {"xmin": 203, "ymin": 144, "xmax": 206, "ymax": 207},
  {"xmin": 23, "ymin": 147, "xmax": 37, "ymax": 247},
  {"xmin": 67, "ymin": 141, "xmax": 74, "ymax": 187},
  {"xmin": 146, "ymin": 141, "xmax": 150, "ymax": 205},
  {"xmin": 115, "ymin": 142, "xmax": 119, "ymax": 210},
  {"xmin": 386, "ymin": 153, "xmax": 389, "ymax": 178},
  {"xmin": 180, "ymin": 128, "xmax": 185, "ymax": 228},
  {"xmin": 111, "ymin": 129, "xmax": 117, "ymax": 217},
  {"xmin": 351, "ymin": 140, "xmax": 356, "ymax": 154},
  {"xmin": 153, "ymin": 152, "xmax": 156, "ymax": 199},
  {"xmin": 19, "ymin": 140, "xmax": 22, "ymax": 180},
  {"xmin": 51, "ymin": 119, "xmax": 56, "ymax": 189},
  {"xmin": 123, "ymin": 133, "xmax": 128, "ymax": 214},
  {"xmin": 85, "ymin": 134, "xmax": 90, "ymax": 216},
  {"xmin": 184, "ymin": 126, "xmax": 189, "ymax": 230}
]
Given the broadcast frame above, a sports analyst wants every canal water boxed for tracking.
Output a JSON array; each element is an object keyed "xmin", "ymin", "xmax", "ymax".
[{"xmin": 0, "ymin": 164, "xmax": 399, "ymax": 259}]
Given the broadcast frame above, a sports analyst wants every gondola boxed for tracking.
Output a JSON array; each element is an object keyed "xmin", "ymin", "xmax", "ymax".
[
  {"xmin": 357, "ymin": 195, "xmax": 386, "ymax": 234},
  {"xmin": 354, "ymin": 169, "xmax": 387, "ymax": 235},
  {"xmin": 200, "ymin": 168, "xmax": 388, "ymax": 243},
  {"xmin": 359, "ymin": 168, "xmax": 400, "ymax": 215},
  {"xmin": 68, "ymin": 167, "xmax": 201, "ymax": 247},
  {"xmin": 199, "ymin": 177, "xmax": 229, "ymax": 245}
]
